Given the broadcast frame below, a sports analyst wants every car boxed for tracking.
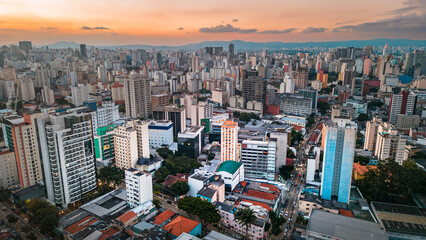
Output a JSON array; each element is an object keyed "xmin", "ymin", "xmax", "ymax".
[
  {"xmin": 285, "ymin": 211, "xmax": 289, "ymax": 217},
  {"xmin": 167, "ymin": 200, "xmax": 172, "ymax": 204}
]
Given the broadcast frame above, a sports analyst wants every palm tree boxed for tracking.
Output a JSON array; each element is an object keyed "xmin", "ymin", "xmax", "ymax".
[{"xmin": 234, "ymin": 207, "xmax": 256, "ymax": 238}]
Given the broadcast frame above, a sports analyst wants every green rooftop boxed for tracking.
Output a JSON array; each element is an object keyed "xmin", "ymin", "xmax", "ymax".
[{"xmin": 217, "ymin": 161, "xmax": 241, "ymax": 174}]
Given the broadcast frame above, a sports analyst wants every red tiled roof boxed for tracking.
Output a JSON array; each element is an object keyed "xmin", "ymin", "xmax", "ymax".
[
  {"xmin": 163, "ymin": 174, "xmax": 189, "ymax": 188},
  {"xmin": 240, "ymin": 181, "xmax": 247, "ymax": 187},
  {"xmin": 116, "ymin": 210, "xmax": 136, "ymax": 223},
  {"xmin": 244, "ymin": 189, "xmax": 278, "ymax": 202},
  {"xmin": 308, "ymin": 133, "xmax": 319, "ymax": 143},
  {"xmin": 153, "ymin": 210, "xmax": 175, "ymax": 225},
  {"xmin": 238, "ymin": 199, "xmax": 272, "ymax": 211},
  {"xmin": 98, "ymin": 227, "xmax": 120, "ymax": 240},
  {"xmin": 339, "ymin": 209, "xmax": 354, "ymax": 218},
  {"xmin": 353, "ymin": 163, "xmax": 376, "ymax": 175},
  {"xmin": 65, "ymin": 216, "xmax": 98, "ymax": 234},
  {"xmin": 162, "ymin": 215, "xmax": 200, "ymax": 237},
  {"xmin": 260, "ymin": 183, "xmax": 280, "ymax": 194}
]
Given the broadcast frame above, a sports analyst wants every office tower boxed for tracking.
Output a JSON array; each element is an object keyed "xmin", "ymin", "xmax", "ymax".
[
  {"xmin": 41, "ymin": 86, "xmax": 55, "ymax": 105},
  {"xmin": 269, "ymin": 129, "xmax": 288, "ymax": 170},
  {"xmin": 125, "ymin": 168, "xmax": 153, "ymax": 208},
  {"xmin": 93, "ymin": 125, "xmax": 115, "ymax": 166},
  {"xmin": 382, "ymin": 43, "xmax": 389, "ymax": 56},
  {"xmin": 18, "ymin": 41, "xmax": 32, "ymax": 54},
  {"xmin": 375, "ymin": 123, "xmax": 407, "ymax": 165},
  {"xmin": 228, "ymin": 43, "xmax": 234, "ymax": 59},
  {"xmin": 364, "ymin": 117, "xmax": 382, "ymax": 153},
  {"xmin": 364, "ymin": 46, "xmax": 373, "ymax": 56},
  {"xmin": 36, "ymin": 110, "xmax": 96, "ymax": 207},
  {"xmin": 97, "ymin": 65, "xmax": 108, "ymax": 83},
  {"xmin": 83, "ymin": 101, "xmax": 120, "ymax": 134},
  {"xmin": 124, "ymin": 73, "xmax": 151, "ymax": 119},
  {"xmin": 355, "ymin": 58, "xmax": 364, "ymax": 74},
  {"xmin": 177, "ymin": 126, "xmax": 205, "ymax": 158},
  {"xmin": 388, "ymin": 90, "xmax": 417, "ymax": 123},
  {"xmin": 152, "ymin": 105, "xmax": 186, "ymax": 137},
  {"xmin": 2, "ymin": 113, "xmax": 44, "ymax": 188},
  {"xmin": 298, "ymin": 89, "xmax": 318, "ymax": 112},
  {"xmin": 279, "ymin": 94, "xmax": 312, "ymax": 116},
  {"xmin": 321, "ymin": 118, "xmax": 357, "ymax": 204},
  {"xmin": 295, "ymin": 69, "xmax": 309, "ymax": 89},
  {"xmin": 19, "ymin": 77, "xmax": 35, "ymax": 101},
  {"xmin": 363, "ymin": 58, "xmax": 372, "ymax": 76},
  {"xmin": 221, "ymin": 120, "xmax": 238, "ymax": 162},
  {"xmin": 148, "ymin": 120, "xmax": 174, "ymax": 148},
  {"xmin": 351, "ymin": 77, "xmax": 364, "ymax": 97},
  {"xmin": 0, "ymin": 147, "xmax": 19, "ymax": 189},
  {"xmin": 71, "ymin": 84, "xmax": 89, "ymax": 107},
  {"xmin": 191, "ymin": 55, "xmax": 199, "ymax": 72},
  {"xmin": 80, "ymin": 44, "xmax": 87, "ymax": 58},
  {"xmin": 180, "ymin": 94, "xmax": 197, "ymax": 118},
  {"xmin": 241, "ymin": 140, "xmax": 276, "ymax": 181},
  {"xmin": 114, "ymin": 125, "xmax": 138, "ymax": 169},
  {"xmin": 242, "ymin": 76, "xmax": 267, "ymax": 104}
]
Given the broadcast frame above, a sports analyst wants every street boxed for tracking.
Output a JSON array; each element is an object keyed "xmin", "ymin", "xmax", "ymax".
[{"xmin": 0, "ymin": 201, "xmax": 45, "ymax": 240}]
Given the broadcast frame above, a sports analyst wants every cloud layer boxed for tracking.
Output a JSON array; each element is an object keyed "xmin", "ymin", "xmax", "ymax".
[
  {"xmin": 199, "ymin": 24, "xmax": 257, "ymax": 34},
  {"xmin": 302, "ymin": 27, "xmax": 327, "ymax": 33},
  {"xmin": 258, "ymin": 28, "xmax": 297, "ymax": 34},
  {"xmin": 80, "ymin": 26, "xmax": 110, "ymax": 30}
]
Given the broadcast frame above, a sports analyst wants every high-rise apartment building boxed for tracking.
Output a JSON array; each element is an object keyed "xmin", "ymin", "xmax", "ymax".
[
  {"xmin": 321, "ymin": 118, "xmax": 357, "ymax": 204},
  {"xmin": 19, "ymin": 41, "xmax": 32, "ymax": 54},
  {"xmin": 0, "ymin": 147, "xmax": 19, "ymax": 189},
  {"xmin": 388, "ymin": 90, "xmax": 417, "ymax": 123},
  {"xmin": 295, "ymin": 69, "xmax": 309, "ymax": 89},
  {"xmin": 242, "ymin": 76, "xmax": 267, "ymax": 104},
  {"xmin": 71, "ymin": 84, "xmax": 89, "ymax": 107},
  {"xmin": 36, "ymin": 110, "xmax": 96, "ymax": 207},
  {"xmin": 278, "ymin": 94, "xmax": 312, "ymax": 116},
  {"xmin": 241, "ymin": 140, "xmax": 276, "ymax": 181},
  {"xmin": 221, "ymin": 120, "xmax": 239, "ymax": 162},
  {"xmin": 80, "ymin": 44, "xmax": 87, "ymax": 58},
  {"xmin": 124, "ymin": 73, "xmax": 151, "ymax": 119},
  {"xmin": 375, "ymin": 123, "xmax": 407, "ymax": 165},
  {"xmin": 83, "ymin": 101, "xmax": 120, "ymax": 134},
  {"xmin": 191, "ymin": 102, "xmax": 213, "ymax": 126},
  {"xmin": 125, "ymin": 168, "xmax": 153, "ymax": 208},
  {"xmin": 152, "ymin": 105, "xmax": 186, "ymax": 137},
  {"xmin": 114, "ymin": 125, "xmax": 138, "ymax": 169},
  {"xmin": 364, "ymin": 117, "xmax": 382, "ymax": 153},
  {"xmin": 270, "ymin": 129, "xmax": 288, "ymax": 170},
  {"xmin": 2, "ymin": 113, "xmax": 44, "ymax": 188}
]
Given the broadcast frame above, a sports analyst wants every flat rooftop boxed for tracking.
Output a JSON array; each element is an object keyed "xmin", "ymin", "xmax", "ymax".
[{"xmin": 308, "ymin": 210, "xmax": 387, "ymax": 240}]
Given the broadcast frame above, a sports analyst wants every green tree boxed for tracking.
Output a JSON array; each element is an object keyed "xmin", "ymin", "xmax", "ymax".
[
  {"xmin": 234, "ymin": 208, "xmax": 257, "ymax": 237},
  {"xmin": 268, "ymin": 211, "xmax": 285, "ymax": 236},
  {"xmin": 169, "ymin": 181, "xmax": 189, "ymax": 196},
  {"xmin": 22, "ymin": 226, "xmax": 32, "ymax": 233},
  {"xmin": 26, "ymin": 198, "xmax": 59, "ymax": 234},
  {"xmin": 177, "ymin": 197, "xmax": 221, "ymax": 228},
  {"xmin": 317, "ymin": 101, "xmax": 330, "ymax": 114},
  {"xmin": 279, "ymin": 165, "xmax": 295, "ymax": 180},
  {"xmin": 26, "ymin": 232, "xmax": 37, "ymax": 240},
  {"xmin": 153, "ymin": 199, "xmax": 162, "ymax": 212},
  {"xmin": 0, "ymin": 188, "xmax": 12, "ymax": 202},
  {"xmin": 156, "ymin": 147, "xmax": 174, "ymax": 159},
  {"xmin": 287, "ymin": 148, "xmax": 296, "ymax": 158},
  {"xmin": 155, "ymin": 155, "xmax": 201, "ymax": 182},
  {"xmin": 97, "ymin": 166, "xmax": 125, "ymax": 187},
  {"xmin": 306, "ymin": 113, "xmax": 315, "ymax": 128},
  {"xmin": 119, "ymin": 103, "xmax": 125, "ymax": 113},
  {"xmin": 357, "ymin": 113, "xmax": 369, "ymax": 122},
  {"xmin": 367, "ymin": 100, "xmax": 384, "ymax": 110},
  {"xmin": 291, "ymin": 129, "xmax": 303, "ymax": 146},
  {"xmin": 354, "ymin": 155, "xmax": 370, "ymax": 165}
]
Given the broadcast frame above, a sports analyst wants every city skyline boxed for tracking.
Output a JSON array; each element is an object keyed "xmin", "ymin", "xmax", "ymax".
[{"xmin": 0, "ymin": 0, "xmax": 425, "ymax": 46}]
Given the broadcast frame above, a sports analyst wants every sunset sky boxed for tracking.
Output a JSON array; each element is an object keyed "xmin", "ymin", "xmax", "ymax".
[{"xmin": 0, "ymin": 0, "xmax": 425, "ymax": 46}]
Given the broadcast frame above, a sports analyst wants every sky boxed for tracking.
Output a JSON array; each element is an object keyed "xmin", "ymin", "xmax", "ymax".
[{"xmin": 0, "ymin": 0, "xmax": 425, "ymax": 46}]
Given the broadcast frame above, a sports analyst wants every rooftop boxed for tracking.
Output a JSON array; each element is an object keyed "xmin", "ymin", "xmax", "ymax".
[
  {"xmin": 64, "ymin": 215, "xmax": 99, "ymax": 234},
  {"xmin": 153, "ymin": 210, "xmax": 176, "ymax": 225},
  {"xmin": 198, "ymin": 187, "xmax": 216, "ymax": 198},
  {"xmin": 217, "ymin": 161, "xmax": 242, "ymax": 175},
  {"xmin": 162, "ymin": 215, "xmax": 200, "ymax": 237},
  {"xmin": 307, "ymin": 210, "xmax": 387, "ymax": 240}
]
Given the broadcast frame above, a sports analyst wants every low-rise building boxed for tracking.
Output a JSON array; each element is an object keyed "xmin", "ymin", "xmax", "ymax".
[
  {"xmin": 178, "ymin": 126, "xmax": 205, "ymax": 159},
  {"xmin": 216, "ymin": 161, "xmax": 244, "ymax": 191}
]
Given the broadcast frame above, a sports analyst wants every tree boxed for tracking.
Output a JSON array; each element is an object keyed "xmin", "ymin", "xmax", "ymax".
[
  {"xmin": 317, "ymin": 101, "xmax": 330, "ymax": 114},
  {"xmin": 155, "ymin": 155, "xmax": 201, "ymax": 182},
  {"xmin": 26, "ymin": 232, "xmax": 37, "ymax": 240},
  {"xmin": 119, "ymin": 103, "xmax": 125, "ymax": 113},
  {"xmin": 22, "ymin": 226, "xmax": 32, "ymax": 233},
  {"xmin": 169, "ymin": 181, "xmax": 189, "ymax": 196},
  {"xmin": 279, "ymin": 165, "xmax": 295, "ymax": 180},
  {"xmin": 287, "ymin": 148, "xmax": 296, "ymax": 158},
  {"xmin": 356, "ymin": 132, "xmax": 364, "ymax": 149},
  {"xmin": 357, "ymin": 113, "xmax": 369, "ymax": 122},
  {"xmin": 306, "ymin": 113, "xmax": 315, "ymax": 128},
  {"xmin": 238, "ymin": 112, "xmax": 260, "ymax": 123},
  {"xmin": 268, "ymin": 211, "xmax": 285, "ymax": 236},
  {"xmin": 291, "ymin": 129, "xmax": 303, "ymax": 146},
  {"xmin": 207, "ymin": 153, "xmax": 215, "ymax": 160},
  {"xmin": 26, "ymin": 199, "xmax": 59, "ymax": 234},
  {"xmin": 157, "ymin": 147, "xmax": 174, "ymax": 159},
  {"xmin": 6, "ymin": 214, "xmax": 18, "ymax": 223},
  {"xmin": 354, "ymin": 155, "xmax": 370, "ymax": 165},
  {"xmin": 367, "ymin": 100, "xmax": 384, "ymax": 110},
  {"xmin": 0, "ymin": 188, "xmax": 12, "ymax": 202},
  {"xmin": 97, "ymin": 166, "xmax": 125, "ymax": 187},
  {"xmin": 153, "ymin": 199, "xmax": 162, "ymax": 212},
  {"xmin": 234, "ymin": 208, "xmax": 257, "ymax": 237},
  {"xmin": 177, "ymin": 197, "xmax": 220, "ymax": 228}
]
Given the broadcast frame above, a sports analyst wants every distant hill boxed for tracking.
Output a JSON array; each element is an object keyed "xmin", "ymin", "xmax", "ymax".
[{"xmin": 46, "ymin": 39, "xmax": 426, "ymax": 50}]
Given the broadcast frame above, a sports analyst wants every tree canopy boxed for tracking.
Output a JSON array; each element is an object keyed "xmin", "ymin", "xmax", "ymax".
[
  {"xmin": 169, "ymin": 181, "xmax": 189, "ymax": 196},
  {"xmin": 268, "ymin": 211, "xmax": 286, "ymax": 236},
  {"xmin": 355, "ymin": 159, "xmax": 426, "ymax": 205},
  {"xmin": 26, "ymin": 199, "xmax": 59, "ymax": 234},
  {"xmin": 238, "ymin": 112, "xmax": 261, "ymax": 123},
  {"xmin": 154, "ymin": 154, "xmax": 201, "ymax": 182},
  {"xmin": 357, "ymin": 113, "xmax": 369, "ymax": 122},
  {"xmin": 177, "ymin": 197, "xmax": 221, "ymax": 227},
  {"xmin": 291, "ymin": 129, "xmax": 303, "ymax": 146},
  {"xmin": 317, "ymin": 101, "xmax": 330, "ymax": 114},
  {"xmin": 279, "ymin": 165, "xmax": 294, "ymax": 180},
  {"xmin": 354, "ymin": 155, "xmax": 370, "ymax": 166},
  {"xmin": 306, "ymin": 113, "xmax": 315, "ymax": 128},
  {"xmin": 97, "ymin": 166, "xmax": 125, "ymax": 187},
  {"xmin": 234, "ymin": 208, "xmax": 257, "ymax": 237}
]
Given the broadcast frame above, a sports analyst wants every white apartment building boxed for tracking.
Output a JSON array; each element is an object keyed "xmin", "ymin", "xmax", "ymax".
[
  {"xmin": 125, "ymin": 168, "xmax": 153, "ymax": 208},
  {"xmin": 241, "ymin": 140, "xmax": 276, "ymax": 181},
  {"xmin": 375, "ymin": 123, "xmax": 407, "ymax": 165},
  {"xmin": 148, "ymin": 120, "xmax": 174, "ymax": 148},
  {"xmin": 364, "ymin": 117, "xmax": 382, "ymax": 153},
  {"xmin": 114, "ymin": 125, "xmax": 138, "ymax": 169},
  {"xmin": 36, "ymin": 110, "xmax": 97, "ymax": 207},
  {"xmin": 71, "ymin": 84, "xmax": 89, "ymax": 107}
]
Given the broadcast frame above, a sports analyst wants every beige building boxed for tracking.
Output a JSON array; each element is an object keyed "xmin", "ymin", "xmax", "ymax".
[
  {"xmin": 375, "ymin": 123, "xmax": 407, "ymax": 164},
  {"xmin": 1, "ymin": 113, "xmax": 44, "ymax": 188},
  {"xmin": 221, "ymin": 120, "xmax": 239, "ymax": 162},
  {"xmin": 395, "ymin": 114, "xmax": 420, "ymax": 129},
  {"xmin": 111, "ymin": 82, "xmax": 125, "ymax": 103},
  {"xmin": 41, "ymin": 86, "xmax": 55, "ymax": 105},
  {"xmin": 364, "ymin": 117, "xmax": 382, "ymax": 153},
  {"xmin": 114, "ymin": 125, "xmax": 138, "ymax": 169},
  {"xmin": 124, "ymin": 73, "xmax": 151, "ymax": 119},
  {"xmin": 212, "ymin": 89, "xmax": 228, "ymax": 106},
  {"xmin": 0, "ymin": 147, "xmax": 19, "ymax": 189}
]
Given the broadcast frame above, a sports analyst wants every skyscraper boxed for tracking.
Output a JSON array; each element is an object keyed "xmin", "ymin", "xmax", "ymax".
[
  {"xmin": 364, "ymin": 117, "xmax": 382, "ymax": 153},
  {"xmin": 228, "ymin": 43, "xmax": 234, "ymax": 59},
  {"xmin": 295, "ymin": 69, "xmax": 309, "ymax": 89},
  {"xmin": 374, "ymin": 123, "xmax": 407, "ymax": 165},
  {"xmin": 124, "ymin": 73, "xmax": 151, "ymax": 119},
  {"xmin": 80, "ymin": 44, "xmax": 87, "ymax": 58},
  {"xmin": 18, "ymin": 41, "xmax": 32, "ymax": 54},
  {"xmin": 388, "ymin": 90, "xmax": 417, "ymax": 123},
  {"xmin": 36, "ymin": 110, "xmax": 96, "ymax": 207},
  {"xmin": 321, "ymin": 118, "xmax": 357, "ymax": 204},
  {"xmin": 241, "ymin": 140, "xmax": 276, "ymax": 181},
  {"xmin": 221, "ymin": 120, "xmax": 238, "ymax": 162},
  {"xmin": 242, "ymin": 76, "xmax": 267, "ymax": 104}
]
